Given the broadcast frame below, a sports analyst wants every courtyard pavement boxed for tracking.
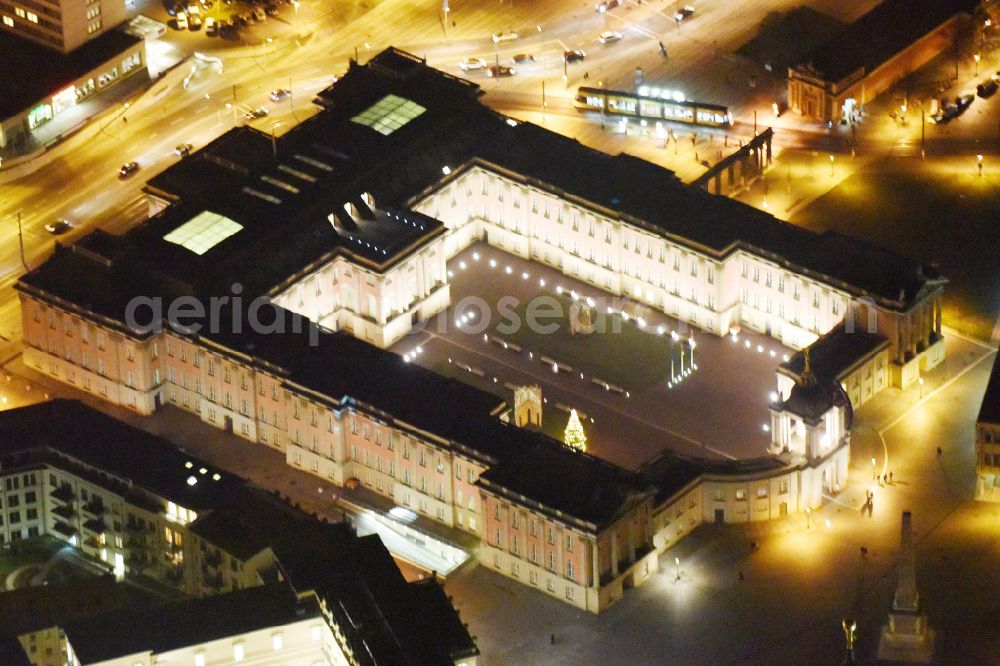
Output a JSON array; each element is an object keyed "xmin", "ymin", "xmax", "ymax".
[{"xmin": 393, "ymin": 242, "xmax": 785, "ymax": 468}]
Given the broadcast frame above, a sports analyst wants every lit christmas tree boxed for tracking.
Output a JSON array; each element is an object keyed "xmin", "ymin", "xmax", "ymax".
[{"xmin": 563, "ymin": 409, "xmax": 587, "ymax": 452}]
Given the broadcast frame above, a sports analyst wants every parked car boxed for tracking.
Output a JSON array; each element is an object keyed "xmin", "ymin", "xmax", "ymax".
[
  {"xmin": 492, "ymin": 30, "xmax": 518, "ymax": 44},
  {"xmin": 45, "ymin": 219, "xmax": 72, "ymax": 235},
  {"xmin": 487, "ymin": 65, "xmax": 515, "ymax": 78},
  {"xmin": 598, "ymin": 31, "xmax": 622, "ymax": 44},
  {"xmin": 595, "ymin": 0, "xmax": 619, "ymax": 12},
  {"xmin": 264, "ymin": 3, "xmax": 279, "ymax": 16},
  {"xmin": 186, "ymin": 1, "xmax": 200, "ymax": 15},
  {"xmin": 118, "ymin": 161, "xmax": 140, "ymax": 178},
  {"xmin": 675, "ymin": 5, "xmax": 695, "ymax": 21},
  {"xmin": 175, "ymin": 12, "xmax": 188, "ymax": 29},
  {"xmin": 977, "ymin": 79, "xmax": 998, "ymax": 97},
  {"xmin": 251, "ymin": 6, "xmax": 266, "ymax": 21},
  {"xmin": 459, "ymin": 58, "xmax": 487, "ymax": 71},
  {"xmin": 205, "ymin": 16, "xmax": 217, "ymax": 35},
  {"xmin": 956, "ymin": 93, "xmax": 975, "ymax": 109},
  {"xmin": 188, "ymin": 13, "xmax": 202, "ymax": 29},
  {"xmin": 269, "ymin": 88, "xmax": 291, "ymax": 101},
  {"xmin": 165, "ymin": 1, "xmax": 179, "ymax": 16},
  {"xmin": 175, "ymin": 143, "xmax": 193, "ymax": 157},
  {"xmin": 512, "ymin": 53, "xmax": 535, "ymax": 65},
  {"xmin": 563, "ymin": 49, "xmax": 586, "ymax": 63},
  {"xmin": 244, "ymin": 106, "xmax": 268, "ymax": 119}
]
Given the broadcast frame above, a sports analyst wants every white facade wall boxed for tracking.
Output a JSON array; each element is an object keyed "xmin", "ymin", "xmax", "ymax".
[{"xmin": 415, "ymin": 166, "xmax": 853, "ymax": 348}]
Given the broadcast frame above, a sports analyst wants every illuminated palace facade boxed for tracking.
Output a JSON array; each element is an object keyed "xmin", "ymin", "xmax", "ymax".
[{"xmin": 18, "ymin": 49, "xmax": 945, "ymax": 612}]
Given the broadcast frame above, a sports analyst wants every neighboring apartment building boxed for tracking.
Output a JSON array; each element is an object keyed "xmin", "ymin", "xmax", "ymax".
[
  {"xmin": 0, "ymin": 0, "xmax": 128, "ymax": 52},
  {"xmin": 975, "ymin": 353, "xmax": 1000, "ymax": 501},
  {"xmin": 0, "ymin": 0, "xmax": 146, "ymax": 150},
  {"xmin": 0, "ymin": 400, "xmax": 479, "ymax": 665},
  {"xmin": 788, "ymin": 0, "xmax": 979, "ymax": 122},
  {"xmin": 16, "ymin": 48, "xmax": 946, "ymax": 611}
]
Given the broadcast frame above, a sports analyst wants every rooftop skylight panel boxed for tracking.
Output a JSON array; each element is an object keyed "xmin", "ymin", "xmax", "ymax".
[
  {"xmin": 242, "ymin": 187, "xmax": 283, "ymax": 205},
  {"xmin": 277, "ymin": 164, "xmax": 317, "ymax": 182},
  {"xmin": 260, "ymin": 175, "xmax": 300, "ymax": 194},
  {"xmin": 350, "ymin": 94, "xmax": 426, "ymax": 136},
  {"xmin": 163, "ymin": 211, "xmax": 243, "ymax": 256},
  {"xmin": 294, "ymin": 154, "xmax": 334, "ymax": 171}
]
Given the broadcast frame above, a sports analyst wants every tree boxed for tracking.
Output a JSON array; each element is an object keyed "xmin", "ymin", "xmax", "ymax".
[{"xmin": 563, "ymin": 409, "xmax": 587, "ymax": 452}]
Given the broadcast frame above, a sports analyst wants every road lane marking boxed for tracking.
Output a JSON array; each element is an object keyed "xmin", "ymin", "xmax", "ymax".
[{"xmin": 170, "ymin": 117, "xmax": 186, "ymax": 126}]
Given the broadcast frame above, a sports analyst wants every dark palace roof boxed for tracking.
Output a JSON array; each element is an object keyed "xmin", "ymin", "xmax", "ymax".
[
  {"xmin": 781, "ymin": 379, "xmax": 851, "ymax": 425},
  {"xmin": 780, "ymin": 322, "xmax": 889, "ymax": 383},
  {"xmin": 794, "ymin": 0, "xmax": 980, "ymax": 82},
  {"xmin": 978, "ymin": 353, "xmax": 1000, "ymax": 424},
  {"xmin": 0, "ymin": 27, "xmax": 143, "ymax": 118},
  {"xmin": 63, "ymin": 584, "xmax": 318, "ymax": 663},
  {"xmin": 0, "ymin": 399, "xmax": 243, "ymax": 511},
  {"xmin": 477, "ymin": 432, "xmax": 654, "ymax": 528}
]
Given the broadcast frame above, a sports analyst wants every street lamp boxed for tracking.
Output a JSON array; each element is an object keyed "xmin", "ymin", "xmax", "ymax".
[
  {"xmin": 805, "ymin": 506, "xmax": 811, "ymax": 529},
  {"xmin": 918, "ymin": 376, "xmax": 924, "ymax": 399},
  {"xmin": 978, "ymin": 153, "xmax": 984, "ymax": 177},
  {"xmin": 871, "ymin": 456, "xmax": 877, "ymax": 479},
  {"xmin": 828, "ymin": 154, "xmax": 835, "ymax": 176},
  {"xmin": 975, "ymin": 53, "xmax": 981, "ymax": 77},
  {"xmin": 674, "ymin": 556, "xmax": 680, "ymax": 580}
]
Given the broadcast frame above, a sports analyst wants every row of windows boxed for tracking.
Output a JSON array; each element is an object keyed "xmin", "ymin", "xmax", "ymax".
[{"xmin": 712, "ymin": 480, "xmax": 789, "ymax": 501}]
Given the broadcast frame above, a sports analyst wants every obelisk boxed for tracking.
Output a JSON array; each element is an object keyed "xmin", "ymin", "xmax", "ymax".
[{"xmin": 877, "ymin": 511, "xmax": 934, "ymax": 662}]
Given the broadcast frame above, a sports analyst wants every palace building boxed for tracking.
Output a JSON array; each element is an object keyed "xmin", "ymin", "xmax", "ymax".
[
  {"xmin": 16, "ymin": 48, "xmax": 946, "ymax": 612},
  {"xmin": 0, "ymin": 400, "xmax": 478, "ymax": 665}
]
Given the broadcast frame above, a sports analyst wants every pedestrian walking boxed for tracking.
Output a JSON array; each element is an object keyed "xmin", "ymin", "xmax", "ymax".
[
  {"xmin": 122, "ymin": 116, "xmax": 127, "ymax": 125},
  {"xmin": 860, "ymin": 546, "xmax": 868, "ymax": 558},
  {"xmin": 550, "ymin": 634, "xmax": 555, "ymax": 645},
  {"xmin": 739, "ymin": 570, "xmax": 745, "ymax": 582},
  {"xmin": 584, "ymin": 71, "xmax": 589, "ymax": 80},
  {"xmin": 937, "ymin": 446, "xmax": 942, "ymax": 457},
  {"xmin": 889, "ymin": 471, "xmax": 894, "ymax": 483}
]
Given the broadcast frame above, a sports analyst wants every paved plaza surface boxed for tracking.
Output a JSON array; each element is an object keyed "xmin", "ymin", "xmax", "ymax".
[{"xmin": 393, "ymin": 243, "xmax": 781, "ymax": 469}]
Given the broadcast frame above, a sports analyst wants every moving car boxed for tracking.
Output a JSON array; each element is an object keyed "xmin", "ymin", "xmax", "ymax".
[
  {"xmin": 595, "ymin": 0, "xmax": 619, "ymax": 12},
  {"xmin": 459, "ymin": 58, "xmax": 487, "ymax": 71},
  {"xmin": 118, "ymin": 161, "xmax": 140, "ymax": 178},
  {"xmin": 244, "ymin": 106, "xmax": 269, "ymax": 119},
  {"xmin": 45, "ymin": 220, "xmax": 71, "ymax": 235},
  {"xmin": 269, "ymin": 88, "xmax": 291, "ymax": 101},
  {"xmin": 487, "ymin": 65, "xmax": 515, "ymax": 78},
  {"xmin": 598, "ymin": 31, "xmax": 622, "ymax": 44},
  {"xmin": 674, "ymin": 5, "xmax": 694, "ymax": 21},
  {"xmin": 563, "ymin": 49, "xmax": 586, "ymax": 63},
  {"xmin": 956, "ymin": 93, "xmax": 975, "ymax": 109},
  {"xmin": 492, "ymin": 30, "xmax": 518, "ymax": 44},
  {"xmin": 512, "ymin": 54, "xmax": 535, "ymax": 65},
  {"xmin": 175, "ymin": 143, "xmax": 193, "ymax": 157},
  {"xmin": 175, "ymin": 12, "xmax": 188, "ymax": 29}
]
